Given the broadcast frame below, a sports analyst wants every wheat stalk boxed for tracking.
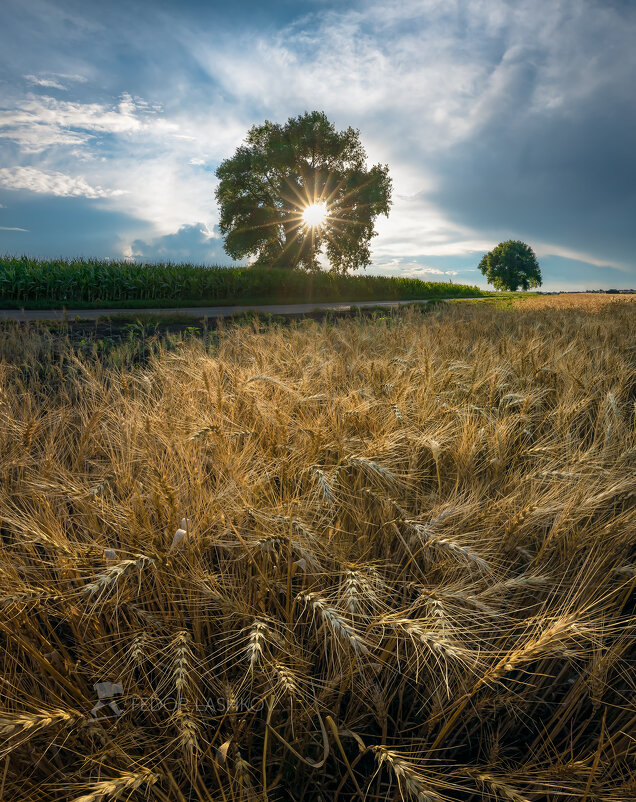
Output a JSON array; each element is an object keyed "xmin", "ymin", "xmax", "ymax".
[
  {"xmin": 309, "ymin": 466, "xmax": 335, "ymax": 505},
  {"xmin": 129, "ymin": 631, "xmax": 149, "ymax": 665},
  {"xmin": 174, "ymin": 708, "xmax": 200, "ymax": 775},
  {"xmin": 485, "ymin": 613, "xmax": 589, "ymax": 682}
]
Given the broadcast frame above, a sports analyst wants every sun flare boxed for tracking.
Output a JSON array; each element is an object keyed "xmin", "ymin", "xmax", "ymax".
[{"xmin": 302, "ymin": 201, "xmax": 328, "ymax": 227}]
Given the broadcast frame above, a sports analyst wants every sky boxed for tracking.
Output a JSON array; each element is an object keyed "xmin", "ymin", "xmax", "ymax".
[{"xmin": 0, "ymin": 0, "xmax": 634, "ymax": 291}]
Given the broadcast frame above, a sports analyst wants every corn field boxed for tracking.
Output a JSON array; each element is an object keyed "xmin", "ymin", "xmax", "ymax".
[
  {"xmin": 0, "ymin": 256, "xmax": 482, "ymax": 306},
  {"xmin": 0, "ymin": 295, "xmax": 634, "ymax": 801}
]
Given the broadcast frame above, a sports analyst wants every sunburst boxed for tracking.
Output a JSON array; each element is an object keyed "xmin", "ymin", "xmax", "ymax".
[
  {"xmin": 302, "ymin": 202, "xmax": 328, "ymax": 227},
  {"xmin": 232, "ymin": 168, "xmax": 377, "ymax": 268}
]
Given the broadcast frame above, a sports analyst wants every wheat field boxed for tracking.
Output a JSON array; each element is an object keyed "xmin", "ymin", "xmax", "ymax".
[{"xmin": 0, "ymin": 296, "xmax": 634, "ymax": 801}]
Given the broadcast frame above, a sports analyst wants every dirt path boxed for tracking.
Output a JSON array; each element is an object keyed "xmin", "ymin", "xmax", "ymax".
[{"xmin": 0, "ymin": 297, "xmax": 459, "ymax": 321}]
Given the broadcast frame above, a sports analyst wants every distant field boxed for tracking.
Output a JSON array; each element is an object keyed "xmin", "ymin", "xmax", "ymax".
[
  {"xmin": 0, "ymin": 256, "xmax": 485, "ymax": 308},
  {"xmin": 1, "ymin": 300, "xmax": 634, "ymax": 801},
  {"xmin": 514, "ymin": 292, "xmax": 636, "ymax": 310}
]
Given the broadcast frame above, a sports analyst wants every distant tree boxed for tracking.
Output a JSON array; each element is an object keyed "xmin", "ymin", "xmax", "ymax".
[
  {"xmin": 478, "ymin": 241, "xmax": 542, "ymax": 291},
  {"xmin": 215, "ymin": 111, "xmax": 392, "ymax": 273}
]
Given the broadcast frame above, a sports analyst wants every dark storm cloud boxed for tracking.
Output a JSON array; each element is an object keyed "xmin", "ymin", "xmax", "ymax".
[
  {"xmin": 130, "ymin": 223, "xmax": 233, "ymax": 265},
  {"xmin": 430, "ymin": 48, "xmax": 636, "ymax": 271}
]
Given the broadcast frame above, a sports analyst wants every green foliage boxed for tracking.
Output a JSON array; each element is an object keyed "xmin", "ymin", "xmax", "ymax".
[
  {"xmin": 478, "ymin": 240, "xmax": 542, "ymax": 291},
  {"xmin": 215, "ymin": 110, "xmax": 392, "ymax": 273},
  {"xmin": 0, "ymin": 256, "xmax": 484, "ymax": 307}
]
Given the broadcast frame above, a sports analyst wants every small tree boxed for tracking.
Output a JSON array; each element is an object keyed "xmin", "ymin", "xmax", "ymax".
[
  {"xmin": 215, "ymin": 111, "xmax": 392, "ymax": 273},
  {"xmin": 478, "ymin": 241, "xmax": 542, "ymax": 291}
]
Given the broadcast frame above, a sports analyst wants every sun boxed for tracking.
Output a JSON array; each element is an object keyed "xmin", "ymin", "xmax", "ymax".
[{"xmin": 302, "ymin": 201, "xmax": 328, "ymax": 227}]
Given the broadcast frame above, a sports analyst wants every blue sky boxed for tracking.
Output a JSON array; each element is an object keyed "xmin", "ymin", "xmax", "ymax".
[{"xmin": 0, "ymin": 0, "xmax": 634, "ymax": 290}]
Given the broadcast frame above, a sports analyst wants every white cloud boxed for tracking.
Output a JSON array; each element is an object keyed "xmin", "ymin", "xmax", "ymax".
[
  {"xmin": 0, "ymin": 167, "xmax": 127, "ymax": 198},
  {"xmin": 0, "ymin": 90, "xmax": 243, "ymax": 235},
  {"xmin": 371, "ymin": 259, "xmax": 459, "ymax": 278},
  {"xmin": 0, "ymin": 124, "xmax": 89, "ymax": 152},
  {"xmin": 24, "ymin": 72, "xmax": 87, "ymax": 91},
  {"xmin": 186, "ymin": 3, "xmax": 501, "ymax": 154},
  {"xmin": 98, "ymin": 153, "xmax": 219, "ymax": 235},
  {"xmin": 532, "ymin": 241, "xmax": 629, "ymax": 272},
  {"xmin": 0, "ymin": 92, "xmax": 178, "ymax": 154},
  {"xmin": 24, "ymin": 74, "xmax": 67, "ymax": 90},
  {"xmin": 0, "ymin": 225, "xmax": 28, "ymax": 231},
  {"xmin": 0, "ymin": 88, "xmax": 213, "ymax": 234}
]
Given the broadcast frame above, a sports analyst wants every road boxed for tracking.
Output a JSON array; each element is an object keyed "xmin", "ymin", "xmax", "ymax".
[{"xmin": 0, "ymin": 297, "xmax": 461, "ymax": 322}]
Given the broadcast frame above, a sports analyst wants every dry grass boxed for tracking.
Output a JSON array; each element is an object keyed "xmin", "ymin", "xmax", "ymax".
[{"xmin": 0, "ymin": 300, "xmax": 634, "ymax": 801}]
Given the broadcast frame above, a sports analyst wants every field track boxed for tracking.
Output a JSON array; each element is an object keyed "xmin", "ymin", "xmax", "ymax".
[
  {"xmin": 0, "ymin": 297, "xmax": 455, "ymax": 321},
  {"xmin": 2, "ymin": 293, "xmax": 634, "ymax": 321}
]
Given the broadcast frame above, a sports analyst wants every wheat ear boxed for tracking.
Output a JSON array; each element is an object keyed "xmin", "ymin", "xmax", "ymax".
[
  {"xmin": 71, "ymin": 769, "xmax": 159, "ymax": 802},
  {"xmin": 372, "ymin": 746, "xmax": 442, "ymax": 802},
  {"xmin": 0, "ymin": 709, "xmax": 82, "ymax": 757},
  {"xmin": 298, "ymin": 592, "xmax": 369, "ymax": 655},
  {"xmin": 171, "ymin": 629, "xmax": 193, "ymax": 694},
  {"xmin": 246, "ymin": 619, "xmax": 271, "ymax": 669},
  {"xmin": 474, "ymin": 772, "xmax": 531, "ymax": 802},
  {"xmin": 406, "ymin": 521, "xmax": 490, "ymax": 571},
  {"xmin": 82, "ymin": 555, "xmax": 154, "ymax": 597}
]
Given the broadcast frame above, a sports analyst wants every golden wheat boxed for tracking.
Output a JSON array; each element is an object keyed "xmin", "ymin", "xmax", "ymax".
[{"xmin": 0, "ymin": 297, "xmax": 634, "ymax": 800}]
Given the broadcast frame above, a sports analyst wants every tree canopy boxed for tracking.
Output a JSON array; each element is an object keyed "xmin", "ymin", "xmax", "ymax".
[
  {"xmin": 215, "ymin": 111, "xmax": 392, "ymax": 273},
  {"xmin": 478, "ymin": 240, "xmax": 542, "ymax": 291}
]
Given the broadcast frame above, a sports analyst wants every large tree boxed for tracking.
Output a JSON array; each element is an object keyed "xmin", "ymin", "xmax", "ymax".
[
  {"xmin": 215, "ymin": 111, "xmax": 392, "ymax": 272},
  {"xmin": 478, "ymin": 240, "xmax": 542, "ymax": 291}
]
